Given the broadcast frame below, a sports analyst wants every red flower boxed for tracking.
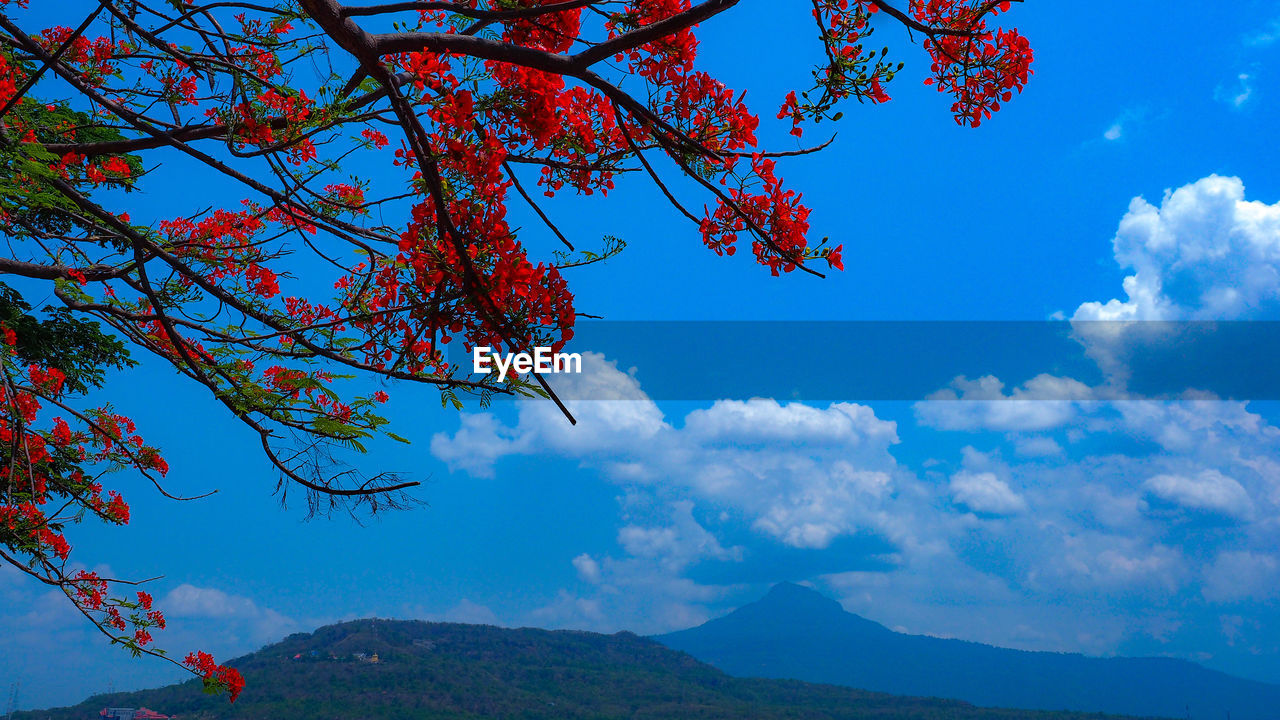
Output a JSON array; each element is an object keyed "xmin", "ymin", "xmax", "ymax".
[
  {"xmin": 826, "ymin": 244, "xmax": 845, "ymax": 272},
  {"xmin": 361, "ymin": 128, "xmax": 389, "ymax": 148}
]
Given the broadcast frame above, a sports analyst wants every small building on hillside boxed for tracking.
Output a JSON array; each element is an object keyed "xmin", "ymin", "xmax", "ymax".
[{"xmin": 100, "ymin": 709, "xmax": 170, "ymax": 720}]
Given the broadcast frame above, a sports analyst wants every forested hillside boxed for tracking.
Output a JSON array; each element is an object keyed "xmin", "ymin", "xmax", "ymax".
[{"xmin": 21, "ymin": 619, "xmax": 1156, "ymax": 720}]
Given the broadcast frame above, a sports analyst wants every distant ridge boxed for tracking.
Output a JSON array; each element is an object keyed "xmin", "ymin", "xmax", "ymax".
[
  {"xmin": 656, "ymin": 582, "xmax": 1280, "ymax": 720},
  {"xmin": 22, "ymin": 618, "xmax": 1157, "ymax": 720}
]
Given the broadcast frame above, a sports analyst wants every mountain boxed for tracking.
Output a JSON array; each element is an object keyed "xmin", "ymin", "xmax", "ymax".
[
  {"xmin": 655, "ymin": 582, "xmax": 1280, "ymax": 720},
  {"xmin": 22, "ymin": 618, "xmax": 1155, "ymax": 720}
]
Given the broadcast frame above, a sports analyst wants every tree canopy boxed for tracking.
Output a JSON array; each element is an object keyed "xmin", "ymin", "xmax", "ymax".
[{"xmin": 0, "ymin": 0, "xmax": 1032, "ymax": 701}]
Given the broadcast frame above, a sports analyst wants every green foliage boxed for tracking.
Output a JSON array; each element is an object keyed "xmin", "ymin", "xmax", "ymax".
[
  {"xmin": 0, "ymin": 101, "xmax": 141, "ymax": 243},
  {"xmin": 0, "ymin": 281, "xmax": 134, "ymax": 395}
]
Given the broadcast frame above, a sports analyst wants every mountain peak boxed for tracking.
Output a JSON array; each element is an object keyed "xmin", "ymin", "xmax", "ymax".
[
  {"xmin": 759, "ymin": 582, "xmax": 847, "ymax": 614},
  {"xmin": 657, "ymin": 585, "xmax": 1280, "ymax": 720},
  {"xmin": 654, "ymin": 582, "xmax": 891, "ymax": 645},
  {"xmin": 764, "ymin": 581, "xmax": 830, "ymax": 599}
]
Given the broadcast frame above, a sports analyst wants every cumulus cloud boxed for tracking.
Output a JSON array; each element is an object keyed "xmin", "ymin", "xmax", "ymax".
[
  {"xmin": 1113, "ymin": 399, "xmax": 1278, "ymax": 455},
  {"xmin": 572, "ymin": 553, "xmax": 602, "ymax": 583},
  {"xmin": 162, "ymin": 583, "xmax": 298, "ymax": 643},
  {"xmin": 164, "ymin": 583, "xmax": 263, "ymax": 618},
  {"xmin": 949, "ymin": 470, "xmax": 1027, "ymax": 516},
  {"xmin": 428, "ymin": 414, "xmax": 525, "ymax": 478},
  {"xmin": 430, "ymin": 352, "xmax": 668, "ymax": 477},
  {"xmin": 884, "ymin": 174, "xmax": 1280, "ymax": 663},
  {"xmin": 1203, "ymin": 551, "xmax": 1280, "ymax": 602},
  {"xmin": 1061, "ymin": 175, "xmax": 1280, "ymax": 392},
  {"xmin": 525, "ymin": 506, "xmax": 736, "ymax": 634},
  {"xmin": 526, "ymin": 590, "xmax": 609, "ymax": 629},
  {"xmin": 1144, "ymin": 469, "xmax": 1254, "ymax": 518},
  {"xmin": 915, "ymin": 374, "xmax": 1093, "ymax": 432},
  {"xmin": 1074, "ymin": 175, "xmax": 1280, "ymax": 323},
  {"xmin": 617, "ymin": 501, "xmax": 741, "ymax": 569},
  {"xmin": 1026, "ymin": 530, "xmax": 1189, "ymax": 597},
  {"xmin": 748, "ymin": 463, "xmax": 896, "ymax": 548},
  {"xmin": 682, "ymin": 399, "xmax": 898, "ymax": 446},
  {"xmin": 443, "ymin": 599, "xmax": 500, "ymax": 625},
  {"xmin": 433, "ymin": 363, "xmax": 935, "ymax": 634},
  {"xmin": 434, "ymin": 371, "xmax": 908, "ymax": 552},
  {"xmin": 433, "ymin": 336, "xmax": 1280, "ymax": 637},
  {"xmin": 1014, "ymin": 436, "xmax": 1063, "ymax": 457}
]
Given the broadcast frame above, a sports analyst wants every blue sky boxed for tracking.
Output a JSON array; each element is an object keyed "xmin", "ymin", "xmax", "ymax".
[{"xmin": 6, "ymin": 0, "xmax": 1280, "ymax": 710}]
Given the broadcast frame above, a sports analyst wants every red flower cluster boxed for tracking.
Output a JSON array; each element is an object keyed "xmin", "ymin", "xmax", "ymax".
[
  {"xmin": 700, "ymin": 155, "xmax": 813, "ymax": 276},
  {"xmin": 184, "ymin": 651, "xmax": 246, "ymax": 702},
  {"xmin": 0, "ymin": 52, "xmax": 21, "ymax": 108},
  {"xmin": 45, "ymin": 152, "xmax": 134, "ymax": 189},
  {"xmin": 0, "ymin": 324, "xmax": 190, "ymax": 669},
  {"xmin": 911, "ymin": 0, "xmax": 1034, "ymax": 126},
  {"xmin": 160, "ymin": 209, "xmax": 281, "ymax": 299},
  {"xmin": 37, "ymin": 26, "xmax": 130, "ymax": 85},
  {"xmin": 504, "ymin": 0, "xmax": 584, "ymax": 54}
]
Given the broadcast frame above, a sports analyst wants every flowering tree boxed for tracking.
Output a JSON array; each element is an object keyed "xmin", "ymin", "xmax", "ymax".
[{"xmin": 0, "ymin": 0, "xmax": 1032, "ymax": 701}]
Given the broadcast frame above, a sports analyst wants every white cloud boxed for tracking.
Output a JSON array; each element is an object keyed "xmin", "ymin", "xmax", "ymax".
[
  {"xmin": 1028, "ymin": 531, "xmax": 1189, "ymax": 596},
  {"xmin": 572, "ymin": 553, "xmax": 601, "ymax": 583},
  {"xmin": 430, "ymin": 352, "xmax": 668, "ymax": 477},
  {"xmin": 430, "ymin": 343, "xmax": 1280, "ymax": 668},
  {"xmin": 428, "ymin": 413, "xmax": 524, "ymax": 478},
  {"xmin": 1144, "ymin": 469, "xmax": 1254, "ymax": 518},
  {"xmin": 1221, "ymin": 73, "xmax": 1254, "ymax": 108},
  {"xmin": 683, "ymin": 398, "xmax": 897, "ymax": 446},
  {"xmin": 1203, "ymin": 551, "xmax": 1280, "ymax": 602},
  {"xmin": 526, "ymin": 590, "xmax": 608, "ymax": 628},
  {"xmin": 1113, "ymin": 399, "xmax": 1278, "ymax": 454},
  {"xmin": 528, "ymin": 507, "xmax": 732, "ymax": 635},
  {"xmin": 1014, "ymin": 436, "xmax": 1063, "ymax": 457},
  {"xmin": 915, "ymin": 374, "xmax": 1093, "ymax": 432},
  {"xmin": 1244, "ymin": 18, "xmax": 1280, "ymax": 47},
  {"xmin": 162, "ymin": 583, "xmax": 298, "ymax": 642},
  {"xmin": 1073, "ymin": 175, "xmax": 1280, "ymax": 323},
  {"xmin": 750, "ymin": 465, "xmax": 897, "ymax": 548},
  {"xmin": 949, "ymin": 470, "xmax": 1027, "ymax": 516},
  {"xmin": 165, "ymin": 583, "xmax": 261, "ymax": 617},
  {"xmin": 433, "ymin": 361, "xmax": 946, "ymax": 636},
  {"xmin": 432, "ymin": 340, "xmax": 1280, "ymax": 617},
  {"xmin": 1099, "ymin": 109, "xmax": 1146, "ymax": 144},
  {"xmin": 443, "ymin": 599, "xmax": 500, "ymax": 625},
  {"xmin": 1068, "ymin": 176, "xmax": 1280, "ymax": 388},
  {"xmin": 435, "ymin": 373, "xmax": 908, "ymax": 552},
  {"xmin": 617, "ymin": 501, "xmax": 741, "ymax": 570}
]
